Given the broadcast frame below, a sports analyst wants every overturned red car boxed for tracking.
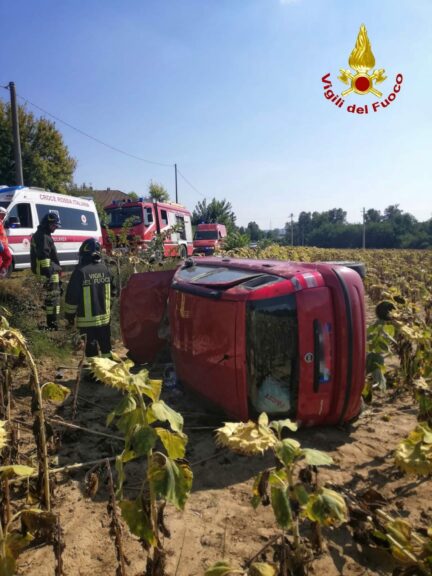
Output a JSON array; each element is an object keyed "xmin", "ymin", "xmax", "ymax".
[{"xmin": 120, "ymin": 257, "xmax": 366, "ymax": 427}]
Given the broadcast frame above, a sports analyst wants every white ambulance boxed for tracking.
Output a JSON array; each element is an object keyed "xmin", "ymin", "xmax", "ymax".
[{"xmin": 0, "ymin": 186, "xmax": 102, "ymax": 271}]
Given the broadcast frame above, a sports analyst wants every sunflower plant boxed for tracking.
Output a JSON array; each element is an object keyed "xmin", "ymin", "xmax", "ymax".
[
  {"xmin": 91, "ymin": 356, "xmax": 193, "ymax": 576},
  {"xmin": 214, "ymin": 414, "xmax": 347, "ymax": 573}
]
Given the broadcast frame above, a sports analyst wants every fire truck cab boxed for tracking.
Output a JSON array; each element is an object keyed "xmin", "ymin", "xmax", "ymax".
[
  {"xmin": 103, "ymin": 199, "xmax": 193, "ymax": 258},
  {"xmin": 193, "ymin": 223, "xmax": 227, "ymax": 255},
  {"xmin": 121, "ymin": 257, "xmax": 366, "ymax": 427}
]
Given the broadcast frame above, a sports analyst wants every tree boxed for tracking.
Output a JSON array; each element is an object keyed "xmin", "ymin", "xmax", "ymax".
[
  {"xmin": 246, "ymin": 221, "xmax": 262, "ymax": 241},
  {"xmin": 192, "ymin": 198, "xmax": 237, "ymax": 232},
  {"xmin": 298, "ymin": 212, "xmax": 312, "ymax": 245},
  {"xmin": 365, "ymin": 208, "xmax": 382, "ymax": 223},
  {"xmin": 127, "ymin": 191, "xmax": 139, "ymax": 201},
  {"xmin": 0, "ymin": 100, "xmax": 76, "ymax": 192},
  {"xmin": 148, "ymin": 181, "xmax": 169, "ymax": 202},
  {"xmin": 383, "ymin": 204, "xmax": 403, "ymax": 221},
  {"xmin": 66, "ymin": 182, "xmax": 94, "ymax": 197}
]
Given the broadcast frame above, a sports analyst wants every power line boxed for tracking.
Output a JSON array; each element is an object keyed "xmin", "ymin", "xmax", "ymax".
[
  {"xmin": 16, "ymin": 90, "xmax": 173, "ymax": 168},
  {"xmin": 177, "ymin": 168, "xmax": 206, "ymax": 198},
  {"xmin": 1, "ymin": 84, "xmax": 207, "ymax": 200}
]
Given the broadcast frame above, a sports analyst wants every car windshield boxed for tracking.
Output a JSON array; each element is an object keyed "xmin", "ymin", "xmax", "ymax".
[
  {"xmin": 105, "ymin": 206, "xmax": 143, "ymax": 227},
  {"xmin": 247, "ymin": 294, "xmax": 298, "ymax": 416},
  {"xmin": 194, "ymin": 230, "xmax": 218, "ymax": 240}
]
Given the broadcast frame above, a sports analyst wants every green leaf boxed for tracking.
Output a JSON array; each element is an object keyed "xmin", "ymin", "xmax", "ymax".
[
  {"xmin": 366, "ymin": 352, "xmax": 385, "ymax": 374},
  {"xmin": 149, "ymin": 400, "xmax": 184, "ymax": 432},
  {"xmin": 115, "ymin": 408, "xmax": 145, "ymax": 436},
  {"xmin": 155, "ymin": 428, "xmax": 187, "ymax": 459},
  {"xmin": 132, "ymin": 373, "xmax": 162, "ymax": 402},
  {"xmin": 270, "ymin": 486, "xmax": 292, "ymax": 529},
  {"xmin": 119, "ymin": 498, "xmax": 156, "ymax": 546},
  {"xmin": 0, "ymin": 465, "xmax": 35, "ymax": 478},
  {"xmin": 275, "ymin": 438, "xmax": 301, "ymax": 466},
  {"xmin": 148, "ymin": 453, "xmax": 193, "ymax": 510},
  {"xmin": 383, "ymin": 323, "xmax": 396, "ymax": 339},
  {"xmin": 270, "ymin": 418, "xmax": 298, "ymax": 438},
  {"xmin": 41, "ymin": 382, "xmax": 71, "ymax": 403},
  {"xmin": 114, "ymin": 395, "xmax": 137, "ymax": 417},
  {"xmin": 204, "ymin": 561, "xmax": 243, "ymax": 575},
  {"xmin": 131, "ymin": 426, "xmax": 158, "ymax": 457},
  {"xmin": 249, "ymin": 563, "xmax": 277, "ymax": 576},
  {"xmin": 301, "ymin": 449, "xmax": 333, "ymax": 467},
  {"xmin": 120, "ymin": 449, "xmax": 138, "ymax": 463},
  {"xmin": 304, "ymin": 487, "xmax": 348, "ymax": 526},
  {"xmin": 293, "ymin": 483, "xmax": 310, "ymax": 506}
]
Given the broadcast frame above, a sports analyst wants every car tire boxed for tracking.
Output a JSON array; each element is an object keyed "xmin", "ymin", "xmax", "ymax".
[{"xmin": 325, "ymin": 261, "xmax": 366, "ymax": 279}]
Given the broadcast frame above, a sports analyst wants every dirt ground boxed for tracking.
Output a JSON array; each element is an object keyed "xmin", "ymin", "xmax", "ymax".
[{"xmin": 7, "ymin": 338, "xmax": 426, "ymax": 576}]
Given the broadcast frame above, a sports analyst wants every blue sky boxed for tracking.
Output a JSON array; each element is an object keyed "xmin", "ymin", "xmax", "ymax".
[{"xmin": 0, "ymin": 0, "xmax": 431, "ymax": 228}]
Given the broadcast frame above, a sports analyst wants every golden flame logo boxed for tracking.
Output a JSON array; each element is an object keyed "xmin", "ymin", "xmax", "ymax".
[{"xmin": 339, "ymin": 24, "xmax": 387, "ymax": 97}]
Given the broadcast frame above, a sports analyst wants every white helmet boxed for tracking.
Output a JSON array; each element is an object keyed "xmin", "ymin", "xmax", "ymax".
[{"xmin": 0, "ymin": 207, "xmax": 7, "ymax": 215}]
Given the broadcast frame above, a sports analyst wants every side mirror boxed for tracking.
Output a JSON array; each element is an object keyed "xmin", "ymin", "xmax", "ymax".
[{"xmin": 4, "ymin": 216, "xmax": 20, "ymax": 228}]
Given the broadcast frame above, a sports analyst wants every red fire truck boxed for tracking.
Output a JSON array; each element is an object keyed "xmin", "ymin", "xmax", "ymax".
[
  {"xmin": 120, "ymin": 257, "xmax": 366, "ymax": 427},
  {"xmin": 193, "ymin": 223, "xmax": 227, "ymax": 255},
  {"xmin": 102, "ymin": 199, "xmax": 194, "ymax": 258}
]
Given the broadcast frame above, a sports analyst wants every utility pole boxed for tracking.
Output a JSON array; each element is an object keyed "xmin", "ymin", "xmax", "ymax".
[
  {"xmin": 8, "ymin": 82, "xmax": 24, "ymax": 185},
  {"xmin": 174, "ymin": 163, "xmax": 178, "ymax": 203},
  {"xmin": 362, "ymin": 207, "xmax": 366, "ymax": 249},
  {"xmin": 290, "ymin": 213, "xmax": 294, "ymax": 246}
]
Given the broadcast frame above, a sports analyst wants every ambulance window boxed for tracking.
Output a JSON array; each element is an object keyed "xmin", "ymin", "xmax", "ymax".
[
  {"xmin": 144, "ymin": 207, "xmax": 153, "ymax": 225},
  {"xmin": 36, "ymin": 204, "xmax": 97, "ymax": 231},
  {"xmin": 160, "ymin": 210, "xmax": 168, "ymax": 226},
  {"xmin": 175, "ymin": 215, "xmax": 186, "ymax": 240},
  {"xmin": 7, "ymin": 203, "xmax": 33, "ymax": 228}
]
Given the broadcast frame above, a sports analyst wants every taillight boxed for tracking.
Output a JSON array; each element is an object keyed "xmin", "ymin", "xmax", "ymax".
[{"xmin": 313, "ymin": 320, "xmax": 332, "ymax": 391}]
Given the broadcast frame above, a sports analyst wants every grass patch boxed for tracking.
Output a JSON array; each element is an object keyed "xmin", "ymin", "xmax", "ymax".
[{"xmin": 0, "ymin": 271, "xmax": 74, "ymax": 362}]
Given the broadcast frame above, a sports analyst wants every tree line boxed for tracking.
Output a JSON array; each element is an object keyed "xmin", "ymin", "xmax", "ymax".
[{"xmin": 1, "ymin": 101, "xmax": 430, "ymax": 249}]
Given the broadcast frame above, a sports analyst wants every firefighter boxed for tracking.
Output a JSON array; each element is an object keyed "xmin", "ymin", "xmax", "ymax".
[
  {"xmin": 65, "ymin": 238, "xmax": 115, "ymax": 358},
  {"xmin": 0, "ymin": 207, "xmax": 13, "ymax": 278},
  {"xmin": 30, "ymin": 212, "xmax": 62, "ymax": 329}
]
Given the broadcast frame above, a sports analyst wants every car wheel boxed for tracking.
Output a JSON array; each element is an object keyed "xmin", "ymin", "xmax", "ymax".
[{"xmin": 325, "ymin": 261, "xmax": 366, "ymax": 279}]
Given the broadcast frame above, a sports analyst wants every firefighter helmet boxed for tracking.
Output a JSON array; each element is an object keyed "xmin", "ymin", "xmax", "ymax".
[
  {"xmin": 41, "ymin": 212, "xmax": 61, "ymax": 229},
  {"xmin": 79, "ymin": 238, "xmax": 102, "ymax": 262}
]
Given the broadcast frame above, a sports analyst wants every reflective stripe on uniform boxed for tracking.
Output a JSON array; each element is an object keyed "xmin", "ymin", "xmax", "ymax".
[
  {"xmin": 76, "ymin": 282, "xmax": 111, "ymax": 328},
  {"xmin": 77, "ymin": 313, "xmax": 110, "ymax": 327},
  {"xmin": 36, "ymin": 258, "xmax": 51, "ymax": 277},
  {"xmin": 64, "ymin": 303, "xmax": 78, "ymax": 314}
]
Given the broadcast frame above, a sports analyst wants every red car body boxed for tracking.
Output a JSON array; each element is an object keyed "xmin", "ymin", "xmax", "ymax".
[{"xmin": 121, "ymin": 257, "xmax": 366, "ymax": 427}]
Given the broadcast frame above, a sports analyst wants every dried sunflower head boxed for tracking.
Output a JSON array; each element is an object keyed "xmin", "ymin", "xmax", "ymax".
[{"xmin": 215, "ymin": 414, "xmax": 277, "ymax": 455}]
